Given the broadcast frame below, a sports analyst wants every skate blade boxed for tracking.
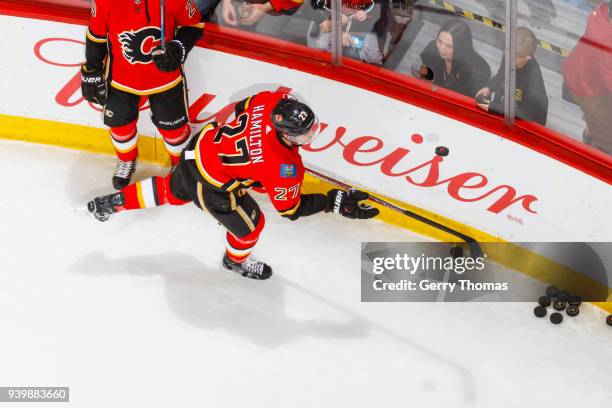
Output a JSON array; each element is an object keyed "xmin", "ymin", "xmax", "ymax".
[
  {"xmin": 73, "ymin": 205, "xmax": 108, "ymax": 221},
  {"xmin": 73, "ymin": 206, "xmax": 92, "ymax": 217},
  {"xmin": 221, "ymin": 262, "xmax": 257, "ymax": 279}
]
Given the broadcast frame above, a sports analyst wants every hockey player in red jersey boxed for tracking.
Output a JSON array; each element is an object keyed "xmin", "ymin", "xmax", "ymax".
[
  {"xmin": 81, "ymin": 0, "xmax": 204, "ymax": 189},
  {"xmin": 87, "ymin": 91, "xmax": 379, "ymax": 279}
]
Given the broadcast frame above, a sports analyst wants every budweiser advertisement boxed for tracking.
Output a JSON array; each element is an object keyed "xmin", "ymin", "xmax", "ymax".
[{"xmin": 1, "ymin": 15, "xmax": 611, "ymax": 242}]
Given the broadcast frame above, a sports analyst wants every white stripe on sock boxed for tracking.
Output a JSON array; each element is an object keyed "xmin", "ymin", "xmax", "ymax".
[
  {"xmin": 140, "ymin": 178, "xmax": 157, "ymax": 208},
  {"xmin": 164, "ymin": 137, "xmax": 190, "ymax": 156},
  {"xmin": 226, "ymin": 243, "xmax": 253, "ymax": 257},
  {"xmin": 111, "ymin": 134, "xmax": 138, "ymax": 152}
]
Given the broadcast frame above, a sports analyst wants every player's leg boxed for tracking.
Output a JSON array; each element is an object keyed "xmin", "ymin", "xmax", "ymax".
[
  {"xmin": 149, "ymin": 82, "xmax": 191, "ymax": 168},
  {"xmin": 199, "ymin": 187, "xmax": 272, "ymax": 280},
  {"xmin": 87, "ymin": 164, "xmax": 192, "ymax": 221},
  {"xmin": 121, "ymin": 170, "xmax": 192, "ymax": 210},
  {"xmin": 104, "ymin": 86, "xmax": 141, "ymax": 189}
]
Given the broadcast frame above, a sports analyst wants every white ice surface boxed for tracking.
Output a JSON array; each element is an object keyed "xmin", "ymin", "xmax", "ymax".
[{"xmin": 0, "ymin": 140, "xmax": 610, "ymax": 408}]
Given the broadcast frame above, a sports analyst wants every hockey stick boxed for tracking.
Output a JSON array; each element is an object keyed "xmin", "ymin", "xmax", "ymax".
[
  {"xmin": 305, "ymin": 167, "xmax": 484, "ymax": 258},
  {"xmin": 160, "ymin": 0, "xmax": 166, "ymax": 50}
]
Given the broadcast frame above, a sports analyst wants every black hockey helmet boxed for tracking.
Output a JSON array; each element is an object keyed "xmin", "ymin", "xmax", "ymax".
[{"xmin": 271, "ymin": 97, "xmax": 319, "ymax": 145}]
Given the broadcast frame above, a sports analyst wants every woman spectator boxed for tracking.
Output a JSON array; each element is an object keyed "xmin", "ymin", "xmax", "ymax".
[{"xmin": 416, "ymin": 20, "xmax": 491, "ymax": 98}]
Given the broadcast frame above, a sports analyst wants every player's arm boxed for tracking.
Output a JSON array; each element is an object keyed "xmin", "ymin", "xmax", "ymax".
[
  {"xmin": 278, "ymin": 193, "xmax": 328, "ymax": 221},
  {"xmin": 82, "ymin": 0, "xmax": 108, "ymax": 105},
  {"xmin": 271, "ymin": 182, "xmax": 378, "ymax": 221},
  {"xmin": 174, "ymin": 0, "xmax": 204, "ymax": 58},
  {"xmin": 84, "ymin": 0, "xmax": 107, "ymax": 69},
  {"xmin": 154, "ymin": 0, "xmax": 204, "ymax": 72}
]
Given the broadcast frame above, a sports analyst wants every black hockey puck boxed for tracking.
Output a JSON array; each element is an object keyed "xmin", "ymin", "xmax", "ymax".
[
  {"xmin": 566, "ymin": 305, "xmax": 579, "ymax": 317},
  {"xmin": 435, "ymin": 146, "xmax": 449, "ymax": 157},
  {"xmin": 534, "ymin": 305, "xmax": 547, "ymax": 318},
  {"xmin": 556, "ymin": 290, "xmax": 570, "ymax": 302},
  {"xmin": 450, "ymin": 246, "xmax": 463, "ymax": 258},
  {"xmin": 553, "ymin": 301, "xmax": 566, "ymax": 311},
  {"xmin": 546, "ymin": 285, "xmax": 559, "ymax": 297},
  {"xmin": 606, "ymin": 315, "xmax": 612, "ymax": 327},
  {"xmin": 538, "ymin": 295, "xmax": 552, "ymax": 307},
  {"xmin": 550, "ymin": 312, "xmax": 563, "ymax": 324},
  {"xmin": 568, "ymin": 295, "xmax": 582, "ymax": 307}
]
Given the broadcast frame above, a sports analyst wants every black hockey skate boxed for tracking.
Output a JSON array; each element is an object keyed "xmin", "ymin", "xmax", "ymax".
[
  {"xmin": 222, "ymin": 255, "xmax": 273, "ymax": 280},
  {"xmin": 87, "ymin": 192, "xmax": 125, "ymax": 222},
  {"xmin": 112, "ymin": 159, "xmax": 136, "ymax": 190}
]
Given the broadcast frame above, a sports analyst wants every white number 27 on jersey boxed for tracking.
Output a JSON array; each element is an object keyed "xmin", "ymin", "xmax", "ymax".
[{"xmin": 274, "ymin": 184, "xmax": 300, "ymax": 200}]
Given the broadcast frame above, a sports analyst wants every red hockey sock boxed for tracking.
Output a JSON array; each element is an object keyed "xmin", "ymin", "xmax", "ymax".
[
  {"xmin": 159, "ymin": 125, "xmax": 190, "ymax": 165},
  {"xmin": 121, "ymin": 174, "xmax": 190, "ymax": 210},
  {"xmin": 225, "ymin": 214, "xmax": 265, "ymax": 263},
  {"xmin": 110, "ymin": 120, "xmax": 138, "ymax": 161}
]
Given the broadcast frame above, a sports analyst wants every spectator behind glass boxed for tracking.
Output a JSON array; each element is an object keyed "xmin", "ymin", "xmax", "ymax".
[
  {"xmin": 475, "ymin": 27, "xmax": 549, "ymax": 126},
  {"xmin": 217, "ymin": 0, "xmax": 303, "ymax": 37},
  {"xmin": 416, "ymin": 20, "xmax": 491, "ymax": 98},
  {"xmin": 307, "ymin": 0, "xmax": 382, "ymax": 65},
  {"xmin": 563, "ymin": 1, "xmax": 612, "ymax": 154}
]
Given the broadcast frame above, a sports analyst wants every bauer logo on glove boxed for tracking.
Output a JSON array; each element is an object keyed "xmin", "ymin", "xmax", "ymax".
[
  {"xmin": 80, "ymin": 63, "xmax": 107, "ymax": 106},
  {"xmin": 326, "ymin": 189, "xmax": 379, "ymax": 219}
]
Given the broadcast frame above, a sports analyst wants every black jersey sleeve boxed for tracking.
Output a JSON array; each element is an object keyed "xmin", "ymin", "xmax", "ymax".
[
  {"xmin": 175, "ymin": 25, "xmax": 204, "ymax": 56},
  {"xmin": 282, "ymin": 193, "xmax": 328, "ymax": 221}
]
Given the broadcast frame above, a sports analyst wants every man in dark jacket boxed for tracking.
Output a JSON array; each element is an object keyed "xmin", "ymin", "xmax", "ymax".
[{"xmin": 475, "ymin": 27, "xmax": 549, "ymax": 125}]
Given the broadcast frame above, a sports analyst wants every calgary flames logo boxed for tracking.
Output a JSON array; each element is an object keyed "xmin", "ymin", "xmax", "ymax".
[{"xmin": 118, "ymin": 27, "xmax": 162, "ymax": 64}]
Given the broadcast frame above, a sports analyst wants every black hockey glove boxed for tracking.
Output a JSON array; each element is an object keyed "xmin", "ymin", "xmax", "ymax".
[
  {"xmin": 80, "ymin": 64, "xmax": 106, "ymax": 106},
  {"xmin": 326, "ymin": 189, "xmax": 379, "ymax": 219},
  {"xmin": 153, "ymin": 40, "xmax": 186, "ymax": 72}
]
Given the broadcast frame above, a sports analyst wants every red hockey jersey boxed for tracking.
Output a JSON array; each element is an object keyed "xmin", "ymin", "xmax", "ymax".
[
  {"xmin": 192, "ymin": 91, "xmax": 305, "ymax": 217},
  {"xmin": 86, "ymin": 0, "xmax": 203, "ymax": 95}
]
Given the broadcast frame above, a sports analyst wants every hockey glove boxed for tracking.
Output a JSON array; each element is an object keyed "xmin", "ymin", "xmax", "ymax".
[
  {"xmin": 80, "ymin": 64, "xmax": 107, "ymax": 106},
  {"xmin": 153, "ymin": 41, "xmax": 186, "ymax": 72},
  {"xmin": 326, "ymin": 189, "xmax": 379, "ymax": 219}
]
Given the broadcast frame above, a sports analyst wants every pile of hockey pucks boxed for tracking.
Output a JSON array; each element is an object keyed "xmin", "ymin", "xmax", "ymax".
[{"xmin": 533, "ymin": 285, "xmax": 583, "ymax": 325}]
